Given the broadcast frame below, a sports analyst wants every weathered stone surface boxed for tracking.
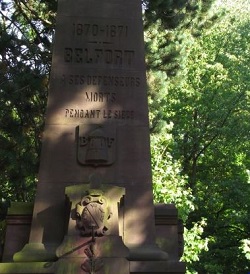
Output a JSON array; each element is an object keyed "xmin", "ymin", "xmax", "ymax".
[
  {"xmin": 0, "ymin": 202, "xmax": 185, "ymax": 274},
  {"xmin": 63, "ymin": 183, "xmax": 125, "ymax": 236},
  {"xmin": 1, "ymin": 0, "xmax": 185, "ymax": 272},
  {"xmin": 27, "ymin": 0, "xmax": 157, "ymax": 254},
  {"xmin": 2, "ymin": 203, "xmax": 33, "ymax": 262},
  {"xmin": 130, "ymin": 261, "xmax": 186, "ymax": 273},
  {"xmin": 56, "ymin": 235, "xmax": 129, "ymax": 259},
  {"xmin": 0, "ymin": 262, "xmax": 55, "ymax": 273},
  {"xmin": 13, "ymin": 243, "xmax": 57, "ymax": 262},
  {"xmin": 155, "ymin": 204, "xmax": 180, "ymax": 260},
  {"xmin": 55, "ymin": 257, "xmax": 129, "ymax": 274},
  {"xmin": 46, "ymin": 0, "xmax": 147, "ymax": 127}
]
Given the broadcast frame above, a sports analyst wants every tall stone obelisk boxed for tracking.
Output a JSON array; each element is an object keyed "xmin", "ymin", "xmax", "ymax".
[
  {"xmin": 23, "ymin": 0, "xmax": 160, "ymax": 255},
  {"xmin": 8, "ymin": 0, "xmax": 185, "ymax": 273}
]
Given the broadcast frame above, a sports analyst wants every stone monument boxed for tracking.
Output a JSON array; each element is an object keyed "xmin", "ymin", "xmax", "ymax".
[{"xmin": 0, "ymin": 0, "xmax": 185, "ymax": 273}]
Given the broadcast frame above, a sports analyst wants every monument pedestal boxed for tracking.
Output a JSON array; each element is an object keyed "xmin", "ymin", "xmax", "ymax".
[
  {"xmin": 13, "ymin": 243, "xmax": 57, "ymax": 262},
  {"xmin": 54, "ymin": 182, "xmax": 130, "ymax": 274},
  {"xmin": 1, "ymin": 202, "xmax": 33, "ymax": 262},
  {"xmin": 0, "ymin": 202, "xmax": 185, "ymax": 274}
]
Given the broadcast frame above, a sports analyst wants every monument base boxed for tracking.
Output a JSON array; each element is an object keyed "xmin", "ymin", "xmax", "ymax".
[
  {"xmin": 13, "ymin": 243, "xmax": 57, "ymax": 262},
  {"xmin": 128, "ymin": 244, "xmax": 168, "ymax": 261},
  {"xmin": 0, "ymin": 262, "xmax": 56, "ymax": 273},
  {"xmin": 55, "ymin": 257, "xmax": 129, "ymax": 274},
  {"xmin": 0, "ymin": 202, "xmax": 186, "ymax": 273},
  {"xmin": 0, "ymin": 260, "xmax": 185, "ymax": 274},
  {"xmin": 130, "ymin": 261, "xmax": 186, "ymax": 273},
  {"xmin": 56, "ymin": 235, "xmax": 129, "ymax": 258}
]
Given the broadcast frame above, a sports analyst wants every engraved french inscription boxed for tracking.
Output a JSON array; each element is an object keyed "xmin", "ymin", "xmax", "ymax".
[
  {"xmin": 46, "ymin": 15, "xmax": 144, "ymax": 124},
  {"xmin": 64, "ymin": 47, "xmax": 135, "ymax": 66},
  {"xmin": 65, "ymin": 109, "xmax": 134, "ymax": 120},
  {"xmin": 65, "ymin": 109, "xmax": 101, "ymax": 118},
  {"xmin": 61, "ymin": 74, "xmax": 141, "ymax": 88},
  {"xmin": 85, "ymin": 92, "xmax": 116, "ymax": 103}
]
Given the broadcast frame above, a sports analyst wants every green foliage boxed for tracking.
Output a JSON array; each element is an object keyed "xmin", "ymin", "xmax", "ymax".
[
  {"xmin": 151, "ymin": 123, "xmax": 194, "ymax": 222},
  {"xmin": 144, "ymin": 0, "xmax": 217, "ymax": 78},
  {"xmin": 148, "ymin": 0, "xmax": 250, "ymax": 272},
  {"xmin": 182, "ymin": 219, "xmax": 209, "ymax": 272},
  {"xmin": 0, "ymin": 0, "xmax": 56, "ymax": 203},
  {"xmin": 151, "ymin": 127, "xmax": 210, "ymax": 266},
  {"xmin": 241, "ymin": 239, "xmax": 250, "ymax": 260}
]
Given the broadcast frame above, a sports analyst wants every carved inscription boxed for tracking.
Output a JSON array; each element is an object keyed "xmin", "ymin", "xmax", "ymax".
[
  {"xmin": 65, "ymin": 109, "xmax": 134, "ymax": 120},
  {"xmin": 58, "ymin": 19, "xmax": 138, "ymax": 121},
  {"xmin": 66, "ymin": 109, "xmax": 101, "ymax": 118},
  {"xmin": 64, "ymin": 48, "xmax": 135, "ymax": 66},
  {"xmin": 85, "ymin": 92, "xmax": 116, "ymax": 103},
  {"xmin": 72, "ymin": 23, "xmax": 128, "ymax": 39},
  {"xmin": 61, "ymin": 74, "xmax": 141, "ymax": 87},
  {"xmin": 63, "ymin": 21, "xmax": 135, "ymax": 66}
]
